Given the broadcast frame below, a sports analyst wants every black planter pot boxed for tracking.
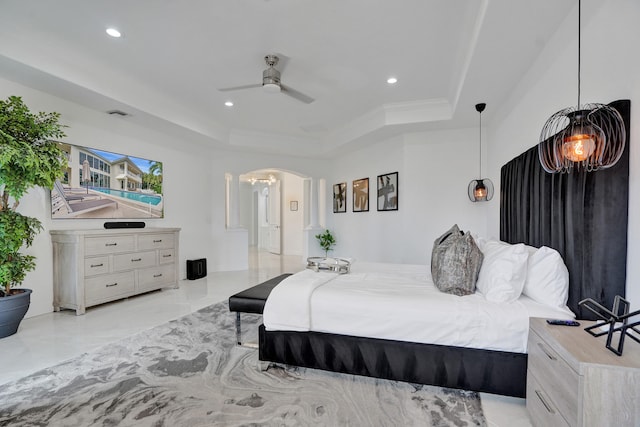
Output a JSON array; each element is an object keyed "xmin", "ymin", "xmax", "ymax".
[{"xmin": 0, "ymin": 289, "xmax": 32, "ymax": 338}]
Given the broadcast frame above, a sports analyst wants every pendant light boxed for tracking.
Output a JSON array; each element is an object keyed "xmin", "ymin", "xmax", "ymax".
[
  {"xmin": 468, "ymin": 103, "xmax": 494, "ymax": 202},
  {"xmin": 538, "ymin": 0, "xmax": 625, "ymax": 173}
]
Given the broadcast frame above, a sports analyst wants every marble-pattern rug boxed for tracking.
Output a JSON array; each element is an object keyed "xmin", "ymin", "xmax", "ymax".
[{"xmin": 0, "ymin": 302, "xmax": 486, "ymax": 426}]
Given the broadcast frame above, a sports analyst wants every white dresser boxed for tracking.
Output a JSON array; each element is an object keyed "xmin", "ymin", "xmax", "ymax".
[
  {"xmin": 50, "ymin": 228, "xmax": 180, "ymax": 315},
  {"xmin": 527, "ymin": 317, "xmax": 640, "ymax": 427}
]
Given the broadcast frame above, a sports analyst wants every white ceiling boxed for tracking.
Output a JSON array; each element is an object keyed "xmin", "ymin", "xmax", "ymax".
[{"xmin": 0, "ymin": 0, "xmax": 574, "ymax": 158}]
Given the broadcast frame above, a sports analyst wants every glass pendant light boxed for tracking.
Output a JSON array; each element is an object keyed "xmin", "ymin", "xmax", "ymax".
[
  {"xmin": 538, "ymin": 0, "xmax": 625, "ymax": 173},
  {"xmin": 468, "ymin": 103, "xmax": 494, "ymax": 202}
]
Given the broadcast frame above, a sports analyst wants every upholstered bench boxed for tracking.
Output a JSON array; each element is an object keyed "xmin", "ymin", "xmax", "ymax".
[{"xmin": 228, "ymin": 273, "xmax": 292, "ymax": 345}]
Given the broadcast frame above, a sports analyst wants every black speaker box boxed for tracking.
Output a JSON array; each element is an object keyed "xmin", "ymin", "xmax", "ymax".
[
  {"xmin": 104, "ymin": 222, "xmax": 146, "ymax": 229},
  {"xmin": 187, "ymin": 258, "xmax": 207, "ymax": 280}
]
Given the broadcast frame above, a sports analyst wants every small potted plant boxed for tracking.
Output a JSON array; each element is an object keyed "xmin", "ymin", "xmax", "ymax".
[
  {"xmin": 315, "ymin": 229, "xmax": 336, "ymax": 258},
  {"xmin": 0, "ymin": 95, "xmax": 67, "ymax": 338}
]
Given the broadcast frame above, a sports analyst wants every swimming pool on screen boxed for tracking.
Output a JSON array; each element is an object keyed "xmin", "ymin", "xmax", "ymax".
[{"xmin": 93, "ymin": 188, "xmax": 162, "ymax": 206}]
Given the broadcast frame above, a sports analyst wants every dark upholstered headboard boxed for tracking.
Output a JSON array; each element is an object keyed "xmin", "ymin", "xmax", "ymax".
[{"xmin": 500, "ymin": 100, "xmax": 630, "ymax": 319}]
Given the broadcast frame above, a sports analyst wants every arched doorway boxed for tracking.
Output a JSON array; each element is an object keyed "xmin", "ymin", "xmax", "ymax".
[{"xmin": 239, "ymin": 169, "xmax": 307, "ymax": 260}]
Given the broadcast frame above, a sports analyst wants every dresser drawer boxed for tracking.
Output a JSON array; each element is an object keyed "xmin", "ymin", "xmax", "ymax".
[
  {"xmin": 85, "ymin": 271, "xmax": 135, "ymax": 304},
  {"xmin": 113, "ymin": 250, "xmax": 156, "ymax": 271},
  {"xmin": 527, "ymin": 370, "xmax": 570, "ymax": 427},
  {"xmin": 138, "ymin": 264, "xmax": 176, "ymax": 292},
  {"xmin": 138, "ymin": 233, "xmax": 175, "ymax": 250},
  {"xmin": 528, "ymin": 330, "xmax": 579, "ymax": 426},
  {"xmin": 84, "ymin": 256, "xmax": 109, "ymax": 277},
  {"xmin": 158, "ymin": 249, "xmax": 175, "ymax": 265},
  {"xmin": 85, "ymin": 235, "xmax": 135, "ymax": 255}
]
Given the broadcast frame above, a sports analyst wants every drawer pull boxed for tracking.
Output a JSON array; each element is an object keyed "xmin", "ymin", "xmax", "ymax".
[
  {"xmin": 105, "ymin": 243, "xmax": 118, "ymax": 247},
  {"xmin": 537, "ymin": 342, "xmax": 557, "ymax": 361},
  {"xmin": 153, "ymin": 274, "xmax": 163, "ymax": 278},
  {"xmin": 131, "ymin": 258, "xmax": 142, "ymax": 262},
  {"xmin": 90, "ymin": 263, "xmax": 104, "ymax": 268},
  {"xmin": 106, "ymin": 283, "xmax": 118, "ymax": 288},
  {"xmin": 162, "ymin": 254, "xmax": 172, "ymax": 258},
  {"xmin": 153, "ymin": 239, "xmax": 162, "ymax": 243},
  {"xmin": 535, "ymin": 390, "xmax": 555, "ymax": 414}
]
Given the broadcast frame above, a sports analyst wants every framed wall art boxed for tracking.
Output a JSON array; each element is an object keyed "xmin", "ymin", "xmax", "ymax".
[
  {"xmin": 352, "ymin": 178, "xmax": 369, "ymax": 212},
  {"xmin": 333, "ymin": 182, "xmax": 347, "ymax": 213},
  {"xmin": 377, "ymin": 172, "xmax": 398, "ymax": 211}
]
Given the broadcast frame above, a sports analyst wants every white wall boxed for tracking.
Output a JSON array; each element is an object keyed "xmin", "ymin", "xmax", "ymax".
[
  {"xmin": 0, "ymin": 78, "xmax": 328, "ymax": 318},
  {"xmin": 324, "ymin": 129, "xmax": 491, "ymax": 264},
  {"xmin": 486, "ymin": 0, "xmax": 640, "ymax": 307},
  {"xmin": 281, "ymin": 172, "xmax": 304, "ymax": 256}
]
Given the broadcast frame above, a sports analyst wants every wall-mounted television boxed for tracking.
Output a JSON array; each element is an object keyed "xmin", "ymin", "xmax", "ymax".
[{"xmin": 51, "ymin": 143, "xmax": 163, "ymax": 219}]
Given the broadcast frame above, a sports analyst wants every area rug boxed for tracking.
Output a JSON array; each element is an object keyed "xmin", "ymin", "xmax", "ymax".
[{"xmin": 0, "ymin": 302, "xmax": 486, "ymax": 426}]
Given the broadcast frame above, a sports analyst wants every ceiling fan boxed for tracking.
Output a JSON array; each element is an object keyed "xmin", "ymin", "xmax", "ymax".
[{"xmin": 218, "ymin": 55, "xmax": 315, "ymax": 104}]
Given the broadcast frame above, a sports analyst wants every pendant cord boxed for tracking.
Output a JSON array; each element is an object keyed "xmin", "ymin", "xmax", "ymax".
[
  {"xmin": 479, "ymin": 110, "xmax": 482, "ymax": 179},
  {"xmin": 577, "ymin": 0, "xmax": 581, "ymax": 108}
]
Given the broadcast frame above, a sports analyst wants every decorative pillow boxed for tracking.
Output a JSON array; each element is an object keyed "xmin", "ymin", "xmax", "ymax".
[
  {"xmin": 476, "ymin": 240, "xmax": 528, "ymax": 303},
  {"xmin": 431, "ymin": 224, "xmax": 461, "ymax": 284},
  {"xmin": 523, "ymin": 246, "xmax": 569, "ymax": 309},
  {"xmin": 431, "ymin": 226, "xmax": 483, "ymax": 296}
]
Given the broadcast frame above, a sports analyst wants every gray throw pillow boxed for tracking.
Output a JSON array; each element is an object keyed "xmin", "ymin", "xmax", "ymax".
[
  {"xmin": 431, "ymin": 224, "xmax": 461, "ymax": 285},
  {"xmin": 431, "ymin": 226, "xmax": 483, "ymax": 296}
]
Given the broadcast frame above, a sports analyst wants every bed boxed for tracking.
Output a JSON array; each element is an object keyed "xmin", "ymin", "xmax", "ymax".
[
  {"xmin": 258, "ymin": 100, "xmax": 630, "ymax": 397},
  {"xmin": 259, "ymin": 254, "xmax": 574, "ymax": 397}
]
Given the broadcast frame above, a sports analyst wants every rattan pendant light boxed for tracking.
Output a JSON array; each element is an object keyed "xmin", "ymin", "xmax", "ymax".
[
  {"xmin": 468, "ymin": 103, "xmax": 494, "ymax": 202},
  {"xmin": 538, "ymin": 0, "xmax": 625, "ymax": 173}
]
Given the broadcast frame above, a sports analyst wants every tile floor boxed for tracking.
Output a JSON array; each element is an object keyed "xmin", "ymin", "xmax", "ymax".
[{"xmin": 0, "ymin": 249, "xmax": 531, "ymax": 427}]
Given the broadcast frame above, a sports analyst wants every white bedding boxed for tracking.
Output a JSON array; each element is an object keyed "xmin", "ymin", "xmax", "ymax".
[{"xmin": 263, "ymin": 262, "xmax": 575, "ymax": 353}]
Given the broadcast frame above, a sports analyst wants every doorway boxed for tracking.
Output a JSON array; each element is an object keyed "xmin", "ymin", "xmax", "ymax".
[{"xmin": 239, "ymin": 169, "xmax": 306, "ymax": 259}]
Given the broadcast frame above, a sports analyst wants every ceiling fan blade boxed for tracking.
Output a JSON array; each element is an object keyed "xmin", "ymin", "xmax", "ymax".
[
  {"xmin": 280, "ymin": 84, "xmax": 315, "ymax": 104},
  {"xmin": 218, "ymin": 83, "xmax": 261, "ymax": 92}
]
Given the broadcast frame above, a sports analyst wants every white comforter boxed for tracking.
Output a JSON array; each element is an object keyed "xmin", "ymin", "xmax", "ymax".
[{"xmin": 263, "ymin": 262, "xmax": 574, "ymax": 353}]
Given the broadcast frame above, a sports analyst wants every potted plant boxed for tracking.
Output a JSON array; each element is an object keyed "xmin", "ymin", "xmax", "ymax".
[
  {"xmin": 0, "ymin": 95, "xmax": 67, "ymax": 338},
  {"xmin": 315, "ymin": 229, "xmax": 336, "ymax": 258}
]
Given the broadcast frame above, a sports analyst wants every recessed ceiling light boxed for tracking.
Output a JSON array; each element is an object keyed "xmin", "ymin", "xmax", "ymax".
[
  {"xmin": 106, "ymin": 28, "xmax": 121, "ymax": 38},
  {"xmin": 224, "ymin": 101, "xmax": 234, "ymax": 107},
  {"xmin": 387, "ymin": 77, "xmax": 398, "ymax": 84}
]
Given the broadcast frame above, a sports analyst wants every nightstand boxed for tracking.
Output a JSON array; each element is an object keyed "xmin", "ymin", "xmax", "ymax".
[{"xmin": 527, "ymin": 317, "xmax": 640, "ymax": 427}]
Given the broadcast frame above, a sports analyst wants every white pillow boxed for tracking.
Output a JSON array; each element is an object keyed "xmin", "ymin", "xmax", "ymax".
[
  {"xmin": 523, "ymin": 246, "xmax": 569, "ymax": 309},
  {"xmin": 471, "ymin": 234, "xmax": 487, "ymax": 252},
  {"xmin": 476, "ymin": 240, "xmax": 528, "ymax": 303}
]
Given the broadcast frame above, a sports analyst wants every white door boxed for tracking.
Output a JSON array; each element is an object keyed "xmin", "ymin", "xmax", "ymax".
[{"xmin": 268, "ymin": 180, "xmax": 281, "ymax": 254}]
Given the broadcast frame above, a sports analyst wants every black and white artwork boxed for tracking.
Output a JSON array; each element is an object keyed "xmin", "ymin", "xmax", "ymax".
[
  {"xmin": 352, "ymin": 178, "xmax": 369, "ymax": 212},
  {"xmin": 333, "ymin": 182, "xmax": 347, "ymax": 213},
  {"xmin": 377, "ymin": 172, "xmax": 398, "ymax": 211}
]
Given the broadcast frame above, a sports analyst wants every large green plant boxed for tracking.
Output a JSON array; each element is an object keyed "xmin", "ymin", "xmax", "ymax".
[{"xmin": 0, "ymin": 96, "xmax": 66, "ymax": 296}]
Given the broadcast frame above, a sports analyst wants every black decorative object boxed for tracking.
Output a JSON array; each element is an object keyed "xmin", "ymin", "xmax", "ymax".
[
  {"xmin": 468, "ymin": 103, "xmax": 494, "ymax": 202},
  {"xmin": 579, "ymin": 296, "xmax": 640, "ymax": 356},
  {"xmin": 104, "ymin": 221, "xmax": 146, "ymax": 229}
]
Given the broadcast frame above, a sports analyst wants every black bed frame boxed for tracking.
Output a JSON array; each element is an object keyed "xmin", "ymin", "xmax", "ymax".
[
  {"xmin": 229, "ymin": 273, "xmax": 527, "ymax": 397},
  {"xmin": 259, "ymin": 325, "xmax": 527, "ymax": 397}
]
